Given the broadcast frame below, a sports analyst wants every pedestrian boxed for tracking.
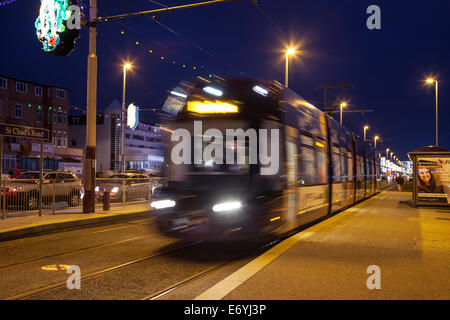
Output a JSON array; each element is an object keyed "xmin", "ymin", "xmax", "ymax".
[{"xmin": 396, "ymin": 174, "xmax": 404, "ymax": 192}]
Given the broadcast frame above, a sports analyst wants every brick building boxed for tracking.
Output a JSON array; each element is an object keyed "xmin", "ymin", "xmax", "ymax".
[{"xmin": 0, "ymin": 74, "xmax": 82, "ymax": 171}]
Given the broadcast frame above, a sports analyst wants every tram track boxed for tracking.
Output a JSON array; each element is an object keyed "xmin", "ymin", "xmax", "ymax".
[{"xmin": 5, "ymin": 240, "xmax": 203, "ymax": 300}]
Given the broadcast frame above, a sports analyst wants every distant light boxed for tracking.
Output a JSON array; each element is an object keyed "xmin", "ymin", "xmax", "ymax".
[
  {"xmin": 111, "ymin": 187, "xmax": 119, "ymax": 193},
  {"xmin": 170, "ymin": 91, "xmax": 187, "ymax": 99},
  {"xmin": 426, "ymin": 78, "xmax": 435, "ymax": 84},
  {"xmin": 203, "ymin": 86, "xmax": 223, "ymax": 97},
  {"xmin": 151, "ymin": 200, "xmax": 176, "ymax": 209},
  {"xmin": 187, "ymin": 100, "xmax": 238, "ymax": 114},
  {"xmin": 124, "ymin": 63, "xmax": 132, "ymax": 69},
  {"xmin": 253, "ymin": 85, "xmax": 268, "ymax": 96},
  {"xmin": 212, "ymin": 201, "xmax": 241, "ymax": 212},
  {"xmin": 95, "ymin": 186, "xmax": 99, "ymax": 192},
  {"xmin": 340, "ymin": 102, "xmax": 347, "ymax": 108}
]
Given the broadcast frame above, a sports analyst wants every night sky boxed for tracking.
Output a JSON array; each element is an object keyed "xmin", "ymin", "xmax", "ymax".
[{"xmin": 1, "ymin": 0, "xmax": 449, "ymax": 160}]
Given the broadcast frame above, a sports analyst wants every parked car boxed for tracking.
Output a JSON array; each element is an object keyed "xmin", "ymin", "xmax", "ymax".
[
  {"xmin": 96, "ymin": 173, "xmax": 150, "ymax": 202},
  {"xmin": 4, "ymin": 168, "xmax": 23, "ymax": 179},
  {"xmin": 4, "ymin": 171, "xmax": 83, "ymax": 209}
]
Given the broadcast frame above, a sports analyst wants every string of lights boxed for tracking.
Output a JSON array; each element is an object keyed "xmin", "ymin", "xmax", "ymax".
[
  {"xmin": 114, "ymin": 0, "xmax": 245, "ymax": 76},
  {"xmin": 0, "ymin": 0, "xmax": 18, "ymax": 7}
]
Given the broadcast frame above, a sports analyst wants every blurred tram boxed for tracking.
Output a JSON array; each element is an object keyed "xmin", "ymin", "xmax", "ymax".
[{"xmin": 154, "ymin": 77, "xmax": 390, "ymax": 240}]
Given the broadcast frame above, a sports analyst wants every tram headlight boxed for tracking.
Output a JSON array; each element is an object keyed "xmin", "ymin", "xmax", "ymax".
[
  {"xmin": 212, "ymin": 201, "xmax": 242, "ymax": 213},
  {"xmin": 151, "ymin": 199, "xmax": 176, "ymax": 209}
]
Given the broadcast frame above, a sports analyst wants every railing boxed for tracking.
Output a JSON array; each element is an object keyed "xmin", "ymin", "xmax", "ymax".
[{"xmin": 0, "ymin": 177, "xmax": 166, "ymax": 219}]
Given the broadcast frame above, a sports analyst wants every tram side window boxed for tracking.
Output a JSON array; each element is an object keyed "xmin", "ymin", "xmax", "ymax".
[
  {"xmin": 316, "ymin": 139, "xmax": 327, "ymax": 184},
  {"xmin": 347, "ymin": 151, "xmax": 353, "ymax": 181},
  {"xmin": 298, "ymin": 146, "xmax": 316, "ymax": 185},
  {"xmin": 332, "ymin": 146, "xmax": 341, "ymax": 183},
  {"xmin": 340, "ymin": 147, "xmax": 348, "ymax": 181}
]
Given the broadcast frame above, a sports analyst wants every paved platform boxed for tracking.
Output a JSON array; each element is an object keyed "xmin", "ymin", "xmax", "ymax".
[
  {"xmin": 0, "ymin": 201, "xmax": 153, "ymax": 241},
  {"xmin": 196, "ymin": 191, "xmax": 450, "ymax": 300}
]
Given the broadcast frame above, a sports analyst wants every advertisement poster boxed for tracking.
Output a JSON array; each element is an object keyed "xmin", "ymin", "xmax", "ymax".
[{"xmin": 417, "ymin": 157, "xmax": 450, "ymax": 205}]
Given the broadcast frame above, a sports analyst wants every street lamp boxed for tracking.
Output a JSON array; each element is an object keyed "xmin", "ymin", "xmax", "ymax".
[
  {"xmin": 340, "ymin": 102, "xmax": 347, "ymax": 125},
  {"xmin": 363, "ymin": 126, "xmax": 369, "ymax": 141},
  {"xmin": 386, "ymin": 148, "xmax": 390, "ymax": 158},
  {"xmin": 121, "ymin": 62, "xmax": 132, "ymax": 173},
  {"xmin": 390, "ymin": 152, "xmax": 393, "ymax": 160},
  {"xmin": 426, "ymin": 78, "xmax": 439, "ymax": 146},
  {"xmin": 374, "ymin": 136, "xmax": 379, "ymax": 149},
  {"xmin": 285, "ymin": 47, "xmax": 295, "ymax": 88}
]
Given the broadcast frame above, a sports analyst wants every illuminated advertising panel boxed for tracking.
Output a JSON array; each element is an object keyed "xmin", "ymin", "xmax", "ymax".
[
  {"xmin": 417, "ymin": 157, "xmax": 450, "ymax": 204},
  {"xmin": 127, "ymin": 103, "xmax": 139, "ymax": 130}
]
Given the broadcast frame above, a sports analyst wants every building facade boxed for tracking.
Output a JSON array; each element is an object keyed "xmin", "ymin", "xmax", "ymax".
[
  {"xmin": 0, "ymin": 74, "xmax": 82, "ymax": 171},
  {"xmin": 69, "ymin": 100, "xmax": 166, "ymax": 174}
]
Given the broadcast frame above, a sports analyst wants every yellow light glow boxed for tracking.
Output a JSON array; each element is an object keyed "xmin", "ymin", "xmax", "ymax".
[
  {"xmin": 187, "ymin": 100, "xmax": 238, "ymax": 114},
  {"xmin": 364, "ymin": 126, "xmax": 369, "ymax": 130},
  {"xmin": 270, "ymin": 216, "xmax": 281, "ymax": 222},
  {"xmin": 124, "ymin": 63, "xmax": 132, "ymax": 69},
  {"xmin": 315, "ymin": 141, "xmax": 325, "ymax": 148},
  {"xmin": 426, "ymin": 78, "xmax": 435, "ymax": 84},
  {"xmin": 340, "ymin": 102, "xmax": 347, "ymax": 108},
  {"xmin": 287, "ymin": 48, "xmax": 295, "ymax": 55}
]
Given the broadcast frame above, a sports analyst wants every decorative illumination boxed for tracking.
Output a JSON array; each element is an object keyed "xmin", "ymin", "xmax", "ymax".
[
  {"xmin": 253, "ymin": 85, "xmax": 268, "ymax": 96},
  {"xmin": 187, "ymin": 100, "xmax": 238, "ymax": 114},
  {"xmin": 203, "ymin": 86, "xmax": 223, "ymax": 97},
  {"xmin": 151, "ymin": 200, "xmax": 176, "ymax": 209},
  {"xmin": 35, "ymin": 0, "xmax": 72, "ymax": 52},
  {"xmin": 127, "ymin": 103, "xmax": 139, "ymax": 130},
  {"xmin": 212, "ymin": 201, "xmax": 242, "ymax": 212}
]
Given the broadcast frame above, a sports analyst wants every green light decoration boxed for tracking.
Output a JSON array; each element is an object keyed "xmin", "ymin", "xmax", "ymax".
[{"xmin": 35, "ymin": 0, "xmax": 71, "ymax": 52}]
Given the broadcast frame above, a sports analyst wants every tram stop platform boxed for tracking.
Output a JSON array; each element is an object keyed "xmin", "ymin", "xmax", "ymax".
[{"xmin": 195, "ymin": 190, "xmax": 450, "ymax": 300}]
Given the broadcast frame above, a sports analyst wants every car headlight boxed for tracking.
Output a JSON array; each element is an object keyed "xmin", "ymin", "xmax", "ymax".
[
  {"xmin": 111, "ymin": 187, "xmax": 119, "ymax": 193},
  {"xmin": 212, "ymin": 201, "xmax": 241, "ymax": 212},
  {"xmin": 150, "ymin": 200, "xmax": 176, "ymax": 209}
]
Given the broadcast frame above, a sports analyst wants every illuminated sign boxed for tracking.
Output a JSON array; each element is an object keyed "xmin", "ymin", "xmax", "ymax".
[
  {"xmin": 187, "ymin": 100, "xmax": 238, "ymax": 114},
  {"xmin": 127, "ymin": 103, "xmax": 139, "ymax": 130},
  {"xmin": 35, "ymin": 0, "xmax": 72, "ymax": 52}
]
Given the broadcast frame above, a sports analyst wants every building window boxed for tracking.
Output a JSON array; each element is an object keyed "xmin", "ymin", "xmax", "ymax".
[
  {"xmin": 0, "ymin": 100, "xmax": 2, "ymax": 115},
  {"xmin": 53, "ymin": 111, "xmax": 57, "ymax": 124},
  {"xmin": 16, "ymin": 82, "xmax": 27, "ymax": 93},
  {"xmin": 0, "ymin": 78, "xmax": 7, "ymax": 89},
  {"xmin": 15, "ymin": 104, "xmax": 22, "ymax": 119},
  {"xmin": 36, "ymin": 109, "xmax": 42, "ymax": 122},
  {"xmin": 35, "ymin": 86, "xmax": 43, "ymax": 96},
  {"xmin": 71, "ymin": 139, "xmax": 77, "ymax": 147},
  {"xmin": 57, "ymin": 111, "xmax": 62, "ymax": 124},
  {"xmin": 57, "ymin": 132, "xmax": 62, "ymax": 147},
  {"xmin": 63, "ymin": 112, "xmax": 67, "ymax": 124},
  {"xmin": 56, "ymin": 89, "xmax": 65, "ymax": 100}
]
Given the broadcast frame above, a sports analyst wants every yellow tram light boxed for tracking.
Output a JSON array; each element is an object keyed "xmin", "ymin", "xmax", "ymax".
[{"xmin": 187, "ymin": 100, "xmax": 239, "ymax": 114}]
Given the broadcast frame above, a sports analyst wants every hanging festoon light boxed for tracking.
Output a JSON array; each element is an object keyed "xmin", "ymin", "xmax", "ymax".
[{"xmin": 35, "ymin": 0, "xmax": 81, "ymax": 56}]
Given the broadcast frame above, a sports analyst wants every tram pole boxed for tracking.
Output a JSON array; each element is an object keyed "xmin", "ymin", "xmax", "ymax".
[{"xmin": 83, "ymin": 0, "xmax": 97, "ymax": 213}]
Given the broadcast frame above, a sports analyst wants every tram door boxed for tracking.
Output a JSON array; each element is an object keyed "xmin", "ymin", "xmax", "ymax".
[{"xmin": 285, "ymin": 128, "xmax": 298, "ymax": 222}]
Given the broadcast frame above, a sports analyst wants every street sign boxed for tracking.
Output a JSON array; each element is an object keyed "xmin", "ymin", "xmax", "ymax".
[{"xmin": 0, "ymin": 123, "xmax": 49, "ymax": 141}]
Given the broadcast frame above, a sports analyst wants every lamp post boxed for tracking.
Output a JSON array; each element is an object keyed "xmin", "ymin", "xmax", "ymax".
[
  {"xmin": 285, "ymin": 48, "xmax": 295, "ymax": 88},
  {"xmin": 363, "ymin": 126, "xmax": 369, "ymax": 141},
  {"xmin": 374, "ymin": 136, "xmax": 379, "ymax": 149},
  {"xmin": 121, "ymin": 63, "xmax": 131, "ymax": 173},
  {"xmin": 340, "ymin": 102, "xmax": 347, "ymax": 125},
  {"xmin": 426, "ymin": 78, "xmax": 439, "ymax": 146}
]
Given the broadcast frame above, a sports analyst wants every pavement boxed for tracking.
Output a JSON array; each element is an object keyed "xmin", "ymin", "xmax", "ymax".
[
  {"xmin": 0, "ymin": 201, "xmax": 153, "ymax": 241},
  {"xmin": 194, "ymin": 190, "xmax": 450, "ymax": 300}
]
